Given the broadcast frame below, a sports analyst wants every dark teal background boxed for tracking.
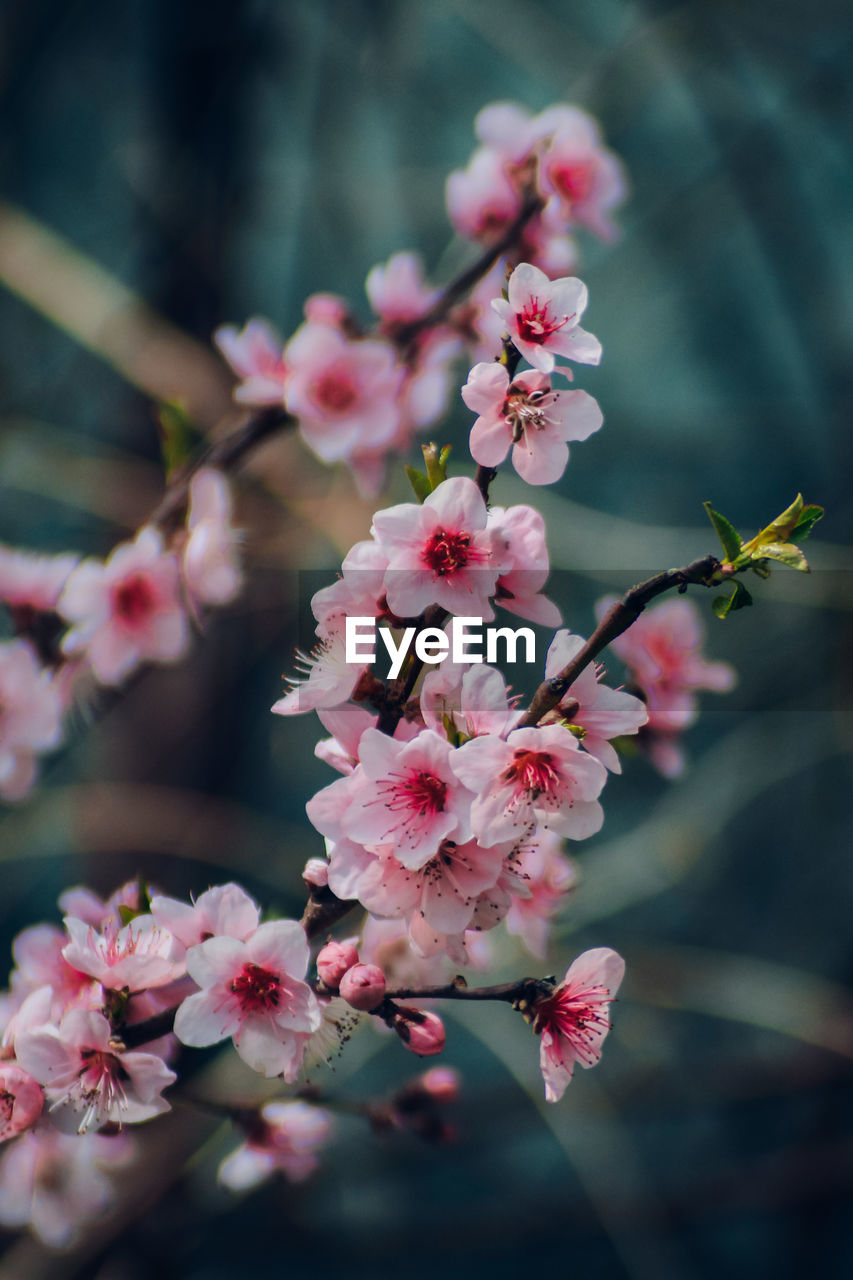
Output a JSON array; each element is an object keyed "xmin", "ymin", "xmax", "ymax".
[{"xmin": 0, "ymin": 1, "xmax": 851, "ymax": 1276}]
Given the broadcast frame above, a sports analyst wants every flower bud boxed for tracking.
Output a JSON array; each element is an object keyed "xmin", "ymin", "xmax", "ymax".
[
  {"xmin": 302, "ymin": 858, "xmax": 330, "ymax": 888},
  {"xmin": 393, "ymin": 1008, "xmax": 446, "ymax": 1057},
  {"xmin": 339, "ymin": 963, "xmax": 386, "ymax": 1011},
  {"xmin": 0, "ymin": 1065, "xmax": 45, "ymax": 1141},
  {"xmin": 316, "ymin": 940, "xmax": 360, "ymax": 990},
  {"xmin": 418, "ymin": 1065, "xmax": 459, "ymax": 1101}
]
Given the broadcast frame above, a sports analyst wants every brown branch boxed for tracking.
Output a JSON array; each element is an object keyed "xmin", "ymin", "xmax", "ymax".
[
  {"xmin": 518, "ymin": 554, "xmax": 723, "ymax": 728},
  {"xmin": 380, "ymin": 976, "xmax": 553, "ymax": 1006}
]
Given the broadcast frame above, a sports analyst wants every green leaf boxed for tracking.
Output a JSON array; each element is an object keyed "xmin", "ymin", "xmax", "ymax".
[
  {"xmin": 712, "ymin": 580, "xmax": 754, "ymax": 619},
  {"xmin": 157, "ymin": 400, "xmax": 201, "ymax": 480},
  {"xmin": 759, "ymin": 542, "xmax": 810, "ymax": 572},
  {"xmin": 405, "ymin": 466, "xmax": 431, "ymax": 503},
  {"xmin": 703, "ymin": 501, "xmax": 742, "ymax": 562},
  {"xmin": 422, "ymin": 442, "xmax": 449, "ymax": 491},
  {"xmin": 790, "ymin": 504, "xmax": 824, "ymax": 542}
]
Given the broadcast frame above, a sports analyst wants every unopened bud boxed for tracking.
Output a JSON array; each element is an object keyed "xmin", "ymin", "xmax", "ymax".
[
  {"xmin": 339, "ymin": 963, "xmax": 386, "ymax": 1011},
  {"xmin": 302, "ymin": 859, "xmax": 329, "ymax": 888},
  {"xmin": 316, "ymin": 940, "xmax": 360, "ymax": 990},
  {"xmin": 393, "ymin": 1008, "xmax": 446, "ymax": 1057}
]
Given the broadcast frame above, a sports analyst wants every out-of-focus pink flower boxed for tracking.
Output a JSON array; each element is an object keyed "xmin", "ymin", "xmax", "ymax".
[
  {"xmin": 418, "ymin": 1065, "xmax": 460, "ymax": 1102},
  {"xmin": 446, "ymin": 146, "xmax": 524, "ymax": 242},
  {"xmin": 489, "ymin": 504, "xmax": 561, "ymax": 627},
  {"xmin": 535, "ymin": 104, "xmax": 628, "ymax": 242},
  {"xmin": 339, "ymin": 962, "xmax": 386, "ymax": 1011},
  {"xmin": 214, "ymin": 318, "xmax": 288, "ymax": 406},
  {"xmin": 544, "ymin": 630, "xmax": 648, "ymax": 773},
  {"xmin": 218, "ymin": 1100, "xmax": 332, "ymax": 1190},
  {"xmin": 492, "ymin": 262, "xmax": 601, "ymax": 374},
  {"xmin": 284, "ymin": 321, "xmax": 404, "ymax": 464},
  {"xmin": 463, "ymin": 362, "xmax": 602, "ymax": 485},
  {"xmin": 505, "ymin": 830, "xmax": 577, "ymax": 959},
  {"xmin": 372, "ymin": 476, "xmax": 507, "ymax": 621},
  {"xmin": 0, "ymin": 1124, "xmax": 131, "ymax": 1247},
  {"xmin": 0, "ymin": 1064, "xmax": 44, "ymax": 1142},
  {"xmin": 62, "ymin": 915, "xmax": 181, "ymax": 993},
  {"xmin": 532, "ymin": 947, "xmax": 624, "ymax": 1101},
  {"xmin": 10, "ymin": 923, "xmax": 98, "ymax": 1013},
  {"xmin": 452, "ymin": 724, "xmax": 607, "ymax": 847},
  {"xmin": 393, "ymin": 1008, "xmax": 446, "ymax": 1057},
  {"xmin": 182, "ymin": 468, "xmax": 242, "ymax": 607},
  {"xmin": 150, "ymin": 883, "xmax": 260, "ymax": 956},
  {"xmin": 366, "ymin": 252, "xmax": 440, "ymax": 329},
  {"xmin": 58, "ymin": 527, "xmax": 189, "ymax": 686},
  {"xmin": 0, "ymin": 546, "xmax": 80, "ymax": 612},
  {"xmin": 174, "ymin": 920, "xmax": 320, "ymax": 1079},
  {"xmin": 0, "ymin": 640, "xmax": 64, "ymax": 802},
  {"xmin": 14, "ymin": 1003, "xmax": 175, "ymax": 1132}
]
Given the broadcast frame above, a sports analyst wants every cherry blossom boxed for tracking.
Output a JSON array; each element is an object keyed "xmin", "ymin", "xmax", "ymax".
[
  {"xmin": 174, "ymin": 920, "xmax": 320, "ymax": 1079},
  {"xmin": 272, "ymin": 617, "xmax": 369, "ymax": 717},
  {"xmin": 218, "ymin": 1100, "xmax": 332, "ymax": 1190},
  {"xmin": 283, "ymin": 321, "xmax": 404, "ymax": 464},
  {"xmin": 0, "ymin": 1064, "xmax": 44, "ymax": 1142},
  {"xmin": 214, "ymin": 318, "xmax": 288, "ymax": 406},
  {"xmin": 371, "ymin": 476, "xmax": 507, "ymax": 621},
  {"xmin": 10, "ymin": 923, "xmax": 98, "ymax": 1013},
  {"xmin": 505, "ymin": 830, "xmax": 578, "ymax": 959},
  {"xmin": 462, "ymin": 362, "xmax": 602, "ymax": 485},
  {"xmin": 58, "ymin": 526, "xmax": 189, "ymax": 686},
  {"xmin": 489, "ymin": 504, "xmax": 562, "ymax": 627},
  {"xmin": 452, "ymin": 724, "xmax": 608, "ymax": 846},
  {"xmin": 150, "ymin": 883, "xmax": 261, "ymax": 955},
  {"xmin": 446, "ymin": 146, "xmax": 523, "ymax": 243},
  {"xmin": 535, "ymin": 104, "xmax": 628, "ymax": 242},
  {"xmin": 492, "ymin": 262, "xmax": 601, "ymax": 374},
  {"xmin": 543, "ymin": 630, "xmax": 648, "ymax": 772},
  {"xmin": 14, "ymin": 1003, "xmax": 176, "ymax": 1132},
  {"xmin": 532, "ymin": 947, "xmax": 625, "ymax": 1102},
  {"xmin": 0, "ymin": 639, "xmax": 64, "ymax": 802},
  {"xmin": 62, "ymin": 914, "xmax": 181, "ymax": 992},
  {"xmin": 0, "ymin": 545, "xmax": 80, "ymax": 613},
  {"xmin": 366, "ymin": 251, "xmax": 440, "ymax": 329},
  {"xmin": 182, "ymin": 468, "xmax": 242, "ymax": 607}
]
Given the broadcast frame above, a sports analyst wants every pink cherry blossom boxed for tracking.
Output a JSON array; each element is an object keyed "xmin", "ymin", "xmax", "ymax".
[
  {"xmin": 0, "ymin": 640, "xmax": 64, "ymax": 802},
  {"xmin": 218, "ymin": 1100, "xmax": 332, "ymax": 1190},
  {"xmin": 10, "ymin": 923, "xmax": 98, "ymax": 1013},
  {"xmin": 505, "ymin": 830, "xmax": 578, "ymax": 959},
  {"xmin": 371, "ymin": 476, "xmax": 507, "ymax": 621},
  {"xmin": 532, "ymin": 947, "xmax": 625, "ymax": 1101},
  {"xmin": 420, "ymin": 661, "xmax": 518, "ymax": 741},
  {"xmin": 182, "ymin": 468, "xmax": 242, "ymax": 607},
  {"xmin": 58, "ymin": 527, "xmax": 189, "ymax": 686},
  {"xmin": 214, "ymin": 318, "xmax": 288, "ymax": 406},
  {"xmin": 326, "ymin": 728, "xmax": 475, "ymax": 870},
  {"xmin": 446, "ymin": 146, "xmax": 523, "ymax": 242},
  {"xmin": 598, "ymin": 596, "xmax": 736, "ymax": 736},
  {"xmin": 366, "ymin": 252, "xmax": 440, "ymax": 329},
  {"xmin": 150, "ymin": 883, "xmax": 260, "ymax": 955},
  {"xmin": 0, "ymin": 1124, "xmax": 131, "ymax": 1247},
  {"xmin": 451, "ymin": 724, "xmax": 608, "ymax": 847},
  {"xmin": 489, "ymin": 504, "xmax": 562, "ymax": 627},
  {"xmin": 492, "ymin": 262, "xmax": 601, "ymax": 374},
  {"xmin": 535, "ymin": 104, "xmax": 628, "ymax": 242},
  {"xmin": 310, "ymin": 538, "xmax": 389, "ymax": 639},
  {"xmin": 0, "ymin": 1064, "xmax": 44, "ymax": 1142},
  {"xmin": 272, "ymin": 617, "xmax": 368, "ymax": 717},
  {"xmin": 0, "ymin": 545, "xmax": 80, "ymax": 612},
  {"xmin": 283, "ymin": 321, "xmax": 404, "ymax": 464},
  {"xmin": 463, "ymin": 362, "xmax": 602, "ymax": 485},
  {"xmin": 174, "ymin": 920, "xmax": 320, "ymax": 1079},
  {"xmin": 315, "ymin": 704, "xmax": 379, "ymax": 775},
  {"xmin": 14, "ymin": 1003, "xmax": 176, "ymax": 1132},
  {"xmin": 544, "ymin": 630, "xmax": 648, "ymax": 772},
  {"xmin": 62, "ymin": 914, "xmax": 181, "ymax": 992}
]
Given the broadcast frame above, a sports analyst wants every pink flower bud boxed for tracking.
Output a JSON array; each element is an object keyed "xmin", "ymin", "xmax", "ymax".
[
  {"xmin": 393, "ymin": 1009, "xmax": 446, "ymax": 1057},
  {"xmin": 302, "ymin": 859, "xmax": 329, "ymax": 888},
  {"xmin": 419, "ymin": 1066, "xmax": 459, "ymax": 1101},
  {"xmin": 0, "ymin": 1064, "xmax": 45, "ymax": 1141},
  {"xmin": 339, "ymin": 963, "xmax": 386, "ymax": 1011},
  {"xmin": 316, "ymin": 940, "xmax": 360, "ymax": 990}
]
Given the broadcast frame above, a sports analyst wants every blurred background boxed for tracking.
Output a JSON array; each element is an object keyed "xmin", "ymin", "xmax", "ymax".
[{"xmin": 1, "ymin": 0, "xmax": 852, "ymax": 1276}]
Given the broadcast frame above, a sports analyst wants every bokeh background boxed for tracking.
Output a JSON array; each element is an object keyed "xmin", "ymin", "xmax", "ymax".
[{"xmin": 1, "ymin": 1, "xmax": 852, "ymax": 1276}]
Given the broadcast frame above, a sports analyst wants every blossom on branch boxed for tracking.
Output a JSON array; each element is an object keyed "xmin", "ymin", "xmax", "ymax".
[
  {"xmin": 492, "ymin": 262, "xmax": 601, "ymax": 374},
  {"xmin": 531, "ymin": 947, "xmax": 625, "ymax": 1102}
]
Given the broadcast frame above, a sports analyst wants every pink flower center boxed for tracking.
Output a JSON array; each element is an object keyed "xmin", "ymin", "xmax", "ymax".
[
  {"xmin": 423, "ymin": 529, "xmax": 471, "ymax": 576},
  {"xmin": 384, "ymin": 770, "xmax": 448, "ymax": 818},
  {"xmin": 113, "ymin": 574, "xmax": 156, "ymax": 625},
  {"xmin": 516, "ymin": 298, "xmax": 571, "ymax": 346},
  {"xmin": 230, "ymin": 963, "xmax": 282, "ymax": 1014},
  {"xmin": 534, "ymin": 982, "xmax": 612, "ymax": 1066},
  {"xmin": 504, "ymin": 749, "xmax": 560, "ymax": 799},
  {"xmin": 550, "ymin": 160, "xmax": 593, "ymax": 205},
  {"xmin": 312, "ymin": 371, "xmax": 358, "ymax": 415}
]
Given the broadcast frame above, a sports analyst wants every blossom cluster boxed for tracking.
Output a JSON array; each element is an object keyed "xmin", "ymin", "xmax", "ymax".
[{"xmin": 0, "ymin": 468, "xmax": 242, "ymax": 802}]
